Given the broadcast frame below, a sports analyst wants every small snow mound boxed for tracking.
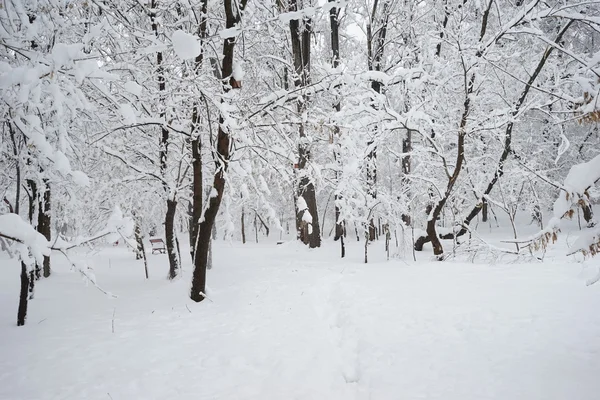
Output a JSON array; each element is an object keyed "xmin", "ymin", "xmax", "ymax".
[{"xmin": 172, "ymin": 30, "xmax": 201, "ymax": 60}]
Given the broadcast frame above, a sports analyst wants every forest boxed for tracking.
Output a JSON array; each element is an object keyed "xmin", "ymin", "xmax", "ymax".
[{"xmin": 1, "ymin": 0, "xmax": 599, "ymax": 399}]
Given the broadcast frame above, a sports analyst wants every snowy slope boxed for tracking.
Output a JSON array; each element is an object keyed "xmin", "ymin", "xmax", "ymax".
[{"xmin": 1, "ymin": 234, "xmax": 599, "ymax": 400}]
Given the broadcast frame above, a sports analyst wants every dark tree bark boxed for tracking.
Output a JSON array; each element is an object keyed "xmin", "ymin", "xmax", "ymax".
[
  {"xmin": 254, "ymin": 212, "xmax": 258, "ymax": 243},
  {"xmin": 241, "ymin": 207, "xmax": 246, "ymax": 244},
  {"xmin": 150, "ymin": 0, "xmax": 169, "ymax": 179},
  {"xmin": 482, "ymin": 200, "xmax": 488, "ymax": 222},
  {"xmin": 435, "ymin": 0, "xmax": 450, "ymax": 57},
  {"xmin": 190, "ymin": 0, "xmax": 249, "ymax": 302},
  {"xmin": 401, "ymin": 129, "xmax": 412, "ymax": 225},
  {"xmin": 365, "ymin": 0, "xmax": 390, "ymax": 241},
  {"xmin": 329, "ymin": 0, "xmax": 345, "ymax": 258},
  {"xmin": 582, "ymin": 203, "xmax": 594, "ymax": 227},
  {"xmin": 255, "ymin": 212, "xmax": 270, "ymax": 237},
  {"xmin": 9, "ymin": 124, "xmax": 30, "ymax": 326},
  {"xmin": 25, "ymin": 178, "xmax": 38, "ymax": 301},
  {"xmin": 189, "ymin": 0, "xmax": 208, "ymax": 262},
  {"xmin": 165, "ymin": 199, "xmax": 178, "ymax": 279},
  {"xmin": 151, "ymin": 1, "xmax": 180, "ymax": 277},
  {"xmin": 17, "ymin": 262, "xmax": 29, "ymax": 326},
  {"xmin": 133, "ymin": 219, "xmax": 149, "ymax": 279},
  {"xmin": 26, "ymin": 178, "xmax": 40, "ymax": 280},
  {"xmin": 8, "ymin": 122, "xmax": 20, "ymax": 216},
  {"xmin": 289, "ymin": 0, "xmax": 321, "ymax": 248},
  {"xmin": 38, "ymin": 179, "xmax": 51, "ymax": 277}
]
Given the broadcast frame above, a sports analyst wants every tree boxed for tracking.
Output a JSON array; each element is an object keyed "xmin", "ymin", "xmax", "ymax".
[{"xmin": 190, "ymin": 0, "xmax": 250, "ymax": 302}]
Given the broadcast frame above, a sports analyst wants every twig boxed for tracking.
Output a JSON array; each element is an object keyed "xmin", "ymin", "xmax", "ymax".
[
  {"xmin": 57, "ymin": 249, "xmax": 118, "ymax": 298},
  {"xmin": 112, "ymin": 307, "xmax": 116, "ymax": 333}
]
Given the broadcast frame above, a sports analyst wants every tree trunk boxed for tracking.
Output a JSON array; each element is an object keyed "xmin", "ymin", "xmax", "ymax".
[
  {"xmin": 207, "ymin": 237, "xmax": 212, "ymax": 270},
  {"xmin": 365, "ymin": 1, "xmax": 390, "ymax": 241},
  {"xmin": 165, "ymin": 199, "xmax": 179, "ymax": 279},
  {"xmin": 254, "ymin": 212, "xmax": 258, "ymax": 243},
  {"xmin": 10, "ymin": 128, "xmax": 31, "ymax": 325},
  {"xmin": 289, "ymin": 0, "xmax": 321, "ymax": 248},
  {"xmin": 401, "ymin": 129, "xmax": 412, "ymax": 225},
  {"xmin": 189, "ymin": 0, "xmax": 208, "ymax": 262},
  {"xmin": 28, "ymin": 183, "xmax": 41, "ymax": 280},
  {"xmin": 426, "ymin": 81, "xmax": 469, "ymax": 257},
  {"xmin": 190, "ymin": 135, "xmax": 202, "ymax": 259},
  {"xmin": 255, "ymin": 212, "xmax": 270, "ymax": 237},
  {"xmin": 151, "ymin": 0, "xmax": 179, "ymax": 279},
  {"xmin": 38, "ymin": 179, "xmax": 51, "ymax": 277},
  {"xmin": 414, "ymin": 21, "xmax": 574, "ymax": 251},
  {"xmin": 582, "ymin": 203, "xmax": 594, "ymax": 226},
  {"xmin": 482, "ymin": 199, "xmax": 488, "ymax": 222},
  {"xmin": 134, "ymin": 222, "xmax": 149, "ymax": 279},
  {"xmin": 190, "ymin": 0, "xmax": 248, "ymax": 302},
  {"xmin": 150, "ymin": 0, "xmax": 169, "ymax": 180},
  {"xmin": 329, "ymin": 0, "xmax": 344, "ymax": 259},
  {"xmin": 241, "ymin": 207, "xmax": 246, "ymax": 244},
  {"xmin": 17, "ymin": 262, "xmax": 29, "ymax": 326},
  {"xmin": 425, "ymin": 2, "xmax": 497, "ymax": 256}
]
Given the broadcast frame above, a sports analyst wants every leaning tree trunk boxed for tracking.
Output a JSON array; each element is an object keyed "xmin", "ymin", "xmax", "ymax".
[{"xmin": 190, "ymin": 0, "xmax": 248, "ymax": 302}]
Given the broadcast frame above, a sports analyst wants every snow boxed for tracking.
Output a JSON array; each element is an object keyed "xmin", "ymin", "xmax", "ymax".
[
  {"xmin": 120, "ymin": 103, "xmax": 137, "ymax": 125},
  {"xmin": 70, "ymin": 170, "xmax": 90, "ymax": 187},
  {"xmin": 0, "ymin": 213, "xmax": 50, "ymax": 266},
  {"xmin": 171, "ymin": 30, "xmax": 202, "ymax": 60},
  {"xmin": 51, "ymin": 43, "xmax": 83, "ymax": 68},
  {"xmin": 105, "ymin": 206, "xmax": 134, "ymax": 244},
  {"xmin": 363, "ymin": 70, "xmax": 391, "ymax": 85},
  {"xmin": 297, "ymin": 196, "xmax": 312, "ymax": 224},
  {"xmin": 569, "ymin": 227, "xmax": 600, "ymax": 255},
  {"xmin": 232, "ymin": 61, "xmax": 244, "ymax": 81},
  {"xmin": 1, "ymin": 223, "xmax": 600, "ymax": 399},
  {"xmin": 123, "ymin": 81, "xmax": 143, "ymax": 96},
  {"xmin": 219, "ymin": 27, "xmax": 242, "ymax": 39},
  {"xmin": 554, "ymin": 154, "xmax": 600, "ymax": 219},
  {"xmin": 279, "ymin": 7, "xmax": 317, "ymax": 24}
]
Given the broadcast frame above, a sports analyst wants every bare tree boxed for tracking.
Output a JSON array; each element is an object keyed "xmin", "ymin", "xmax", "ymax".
[{"xmin": 190, "ymin": 0, "xmax": 250, "ymax": 302}]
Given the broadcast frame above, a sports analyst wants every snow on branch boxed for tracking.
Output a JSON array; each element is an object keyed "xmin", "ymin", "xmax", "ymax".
[
  {"xmin": 0, "ymin": 207, "xmax": 132, "ymax": 297},
  {"xmin": 527, "ymin": 154, "xmax": 600, "ymax": 256}
]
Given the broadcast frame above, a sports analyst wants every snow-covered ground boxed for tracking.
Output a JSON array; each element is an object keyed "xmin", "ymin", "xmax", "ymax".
[{"xmin": 1, "ymin": 221, "xmax": 600, "ymax": 400}]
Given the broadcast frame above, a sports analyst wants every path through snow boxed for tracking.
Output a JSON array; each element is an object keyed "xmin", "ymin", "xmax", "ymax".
[{"xmin": 1, "ymin": 240, "xmax": 599, "ymax": 399}]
